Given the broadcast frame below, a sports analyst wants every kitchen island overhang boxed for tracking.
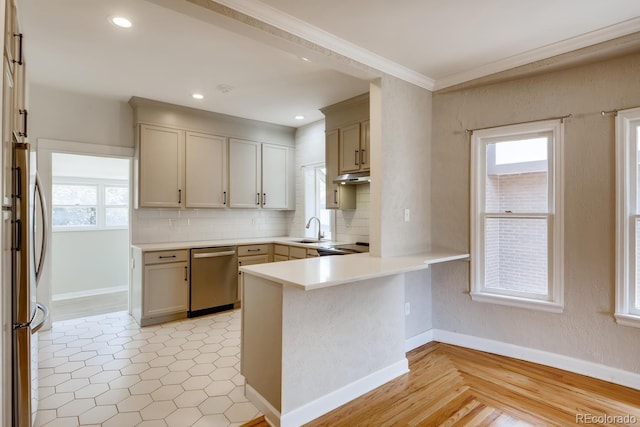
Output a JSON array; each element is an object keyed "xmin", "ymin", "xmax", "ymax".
[{"xmin": 240, "ymin": 250, "xmax": 468, "ymax": 427}]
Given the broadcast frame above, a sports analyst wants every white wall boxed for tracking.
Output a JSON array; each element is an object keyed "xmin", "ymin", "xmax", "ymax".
[
  {"xmin": 52, "ymin": 230, "xmax": 129, "ymax": 298},
  {"xmin": 431, "ymin": 52, "xmax": 640, "ymax": 374}
]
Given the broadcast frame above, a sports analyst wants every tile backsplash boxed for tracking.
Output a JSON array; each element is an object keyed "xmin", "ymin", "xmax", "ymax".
[{"xmin": 132, "ymin": 208, "xmax": 294, "ymax": 244}]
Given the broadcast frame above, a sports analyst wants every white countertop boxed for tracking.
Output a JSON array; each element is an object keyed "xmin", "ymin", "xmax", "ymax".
[
  {"xmin": 131, "ymin": 237, "xmax": 352, "ymax": 252},
  {"xmin": 240, "ymin": 248, "xmax": 469, "ymax": 290}
]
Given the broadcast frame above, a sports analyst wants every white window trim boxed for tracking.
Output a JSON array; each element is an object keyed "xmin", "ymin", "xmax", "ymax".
[
  {"xmin": 52, "ymin": 177, "xmax": 129, "ymax": 232},
  {"xmin": 470, "ymin": 119, "xmax": 565, "ymax": 313},
  {"xmin": 615, "ymin": 107, "xmax": 640, "ymax": 328}
]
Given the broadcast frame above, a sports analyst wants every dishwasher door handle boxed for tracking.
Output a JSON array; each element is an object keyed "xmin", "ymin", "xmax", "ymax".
[{"xmin": 192, "ymin": 251, "xmax": 236, "ymax": 259}]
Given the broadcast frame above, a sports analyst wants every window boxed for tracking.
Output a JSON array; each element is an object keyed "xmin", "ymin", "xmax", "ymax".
[
  {"xmin": 470, "ymin": 120, "xmax": 564, "ymax": 312},
  {"xmin": 615, "ymin": 107, "xmax": 640, "ymax": 327},
  {"xmin": 304, "ymin": 164, "xmax": 333, "ymax": 240},
  {"xmin": 52, "ymin": 178, "xmax": 129, "ymax": 230}
]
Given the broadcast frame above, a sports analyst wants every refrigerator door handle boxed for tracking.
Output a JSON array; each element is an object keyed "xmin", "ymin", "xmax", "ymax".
[
  {"xmin": 34, "ymin": 172, "xmax": 48, "ymax": 286},
  {"xmin": 30, "ymin": 303, "xmax": 49, "ymax": 334}
]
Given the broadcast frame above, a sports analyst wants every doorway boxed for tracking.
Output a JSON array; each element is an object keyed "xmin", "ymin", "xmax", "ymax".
[{"xmin": 49, "ymin": 153, "xmax": 130, "ymax": 321}]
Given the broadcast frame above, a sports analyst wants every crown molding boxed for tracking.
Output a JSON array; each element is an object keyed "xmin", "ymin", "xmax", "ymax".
[
  {"xmin": 212, "ymin": 0, "xmax": 435, "ymax": 91},
  {"xmin": 434, "ymin": 16, "xmax": 640, "ymax": 90}
]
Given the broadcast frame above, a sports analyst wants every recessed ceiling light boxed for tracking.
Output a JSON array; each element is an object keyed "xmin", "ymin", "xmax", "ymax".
[
  {"xmin": 295, "ymin": 115, "xmax": 305, "ymax": 120},
  {"xmin": 192, "ymin": 93, "xmax": 204, "ymax": 100},
  {"xmin": 109, "ymin": 16, "xmax": 132, "ymax": 28}
]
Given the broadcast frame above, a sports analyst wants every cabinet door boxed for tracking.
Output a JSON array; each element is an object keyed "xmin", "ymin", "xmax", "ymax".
[
  {"xmin": 228, "ymin": 138, "xmax": 261, "ymax": 208},
  {"xmin": 325, "ymin": 130, "xmax": 355, "ymax": 210},
  {"xmin": 1, "ymin": 57, "xmax": 14, "ymax": 206},
  {"xmin": 325, "ymin": 130, "xmax": 340, "ymax": 209},
  {"xmin": 4, "ymin": 0, "xmax": 17, "ymax": 76},
  {"xmin": 339, "ymin": 123, "xmax": 361, "ymax": 173},
  {"xmin": 143, "ymin": 261, "xmax": 189, "ymax": 318},
  {"xmin": 185, "ymin": 132, "xmax": 227, "ymax": 208},
  {"xmin": 262, "ymin": 144, "xmax": 290, "ymax": 209},
  {"xmin": 360, "ymin": 120, "xmax": 370, "ymax": 171},
  {"xmin": 138, "ymin": 124, "xmax": 184, "ymax": 208}
]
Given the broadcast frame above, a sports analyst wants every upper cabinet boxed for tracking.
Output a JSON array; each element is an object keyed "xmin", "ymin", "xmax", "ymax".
[
  {"xmin": 338, "ymin": 120, "xmax": 369, "ymax": 174},
  {"xmin": 228, "ymin": 138, "xmax": 260, "ymax": 209},
  {"xmin": 228, "ymin": 138, "xmax": 295, "ymax": 210},
  {"xmin": 261, "ymin": 143, "xmax": 294, "ymax": 210},
  {"xmin": 130, "ymin": 97, "xmax": 295, "ymax": 211},
  {"xmin": 320, "ymin": 93, "xmax": 369, "ymax": 210},
  {"xmin": 138, "ymin": 124, "xmax": 184, "ymax": 208},
  {"xmin": 185, "ymin": 132, "xmax": 227, "ymax": 208}
]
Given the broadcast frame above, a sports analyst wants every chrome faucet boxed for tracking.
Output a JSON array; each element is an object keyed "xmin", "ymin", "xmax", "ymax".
[{"xmin": 305, "ymin": 216, "xmax": 323, "ymax": 241}]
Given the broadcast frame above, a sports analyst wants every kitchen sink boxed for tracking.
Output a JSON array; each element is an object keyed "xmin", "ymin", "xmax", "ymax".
[{"xmin": 290, "ymin": 239, "xmax": 321, "ymax": 244}]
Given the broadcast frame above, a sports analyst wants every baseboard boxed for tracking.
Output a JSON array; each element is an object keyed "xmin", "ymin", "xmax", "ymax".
[
  {"xmin": 247, "ymin": 358, "xmax": 409, "ymax": 427},
  {"xmin": 52, "ymin": 286, "xmax": 128, "ymax": 301},
  {"xmin": 245, "ymin": 384, "xmax": 280, "ymax": 427},
  {"xmin": 405, "ymin": 329, "xmax": 434, "ymax": 352},
  {"xmin": 414, "ymin": 329, "xmax": 640, "ymax": 391}
]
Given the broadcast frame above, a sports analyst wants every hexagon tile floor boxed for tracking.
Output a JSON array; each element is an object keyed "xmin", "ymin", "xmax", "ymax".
[{"xmin": 35, "ymin": 309, "xmax": 261, "ymax": 427}]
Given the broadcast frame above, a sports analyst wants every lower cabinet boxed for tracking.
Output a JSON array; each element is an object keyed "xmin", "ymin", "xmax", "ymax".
[
  {"xmin": 237, "ymin": 244, "xmax": 271, "ymax": 303},
  {"xmin": 273, "ymin": 244, "xmax": 320, "ymax": 261},
  {"xmin": 131, "ymin": 248, "xmax": 189, "ymax": 326}
]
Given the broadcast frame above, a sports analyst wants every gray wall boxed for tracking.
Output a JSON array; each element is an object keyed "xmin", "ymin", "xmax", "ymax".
[{"xmin": 431, "ymin": 52, "xmax": 640, "ymax": 373}]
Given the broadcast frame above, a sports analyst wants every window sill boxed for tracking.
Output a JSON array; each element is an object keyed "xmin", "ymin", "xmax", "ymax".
[
  {"xmin": 470, "ymin": 292, "xmax": 564, "ymax": 313},
  {"xmin": 614, "ymin": 313, "xmax": 640, "ymax": 328}
]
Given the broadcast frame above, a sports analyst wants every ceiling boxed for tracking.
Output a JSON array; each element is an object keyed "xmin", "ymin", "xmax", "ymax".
[{"xmin": 17, "ymin": 0, "xmax": 640, "ymax": 128}]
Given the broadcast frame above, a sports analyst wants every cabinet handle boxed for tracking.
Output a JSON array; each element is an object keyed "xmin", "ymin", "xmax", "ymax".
[
  {"xmin": 18, "ymin": 109, "xmax": 27, "ymax": 138},
  {"xmin": 178, "ymin": 189, "xmax": 182, "ymax": 204},
  {"xmin": 333, "ymin": 189, "xmax": 338, "ymax": 204},
  {"xmin": 263, "ymin": 193, "xmax": 266, "ymax": 206},
  {"xmin": 223, "ymin": 191, "xmax": 227, "ymax": 205},
  {"xmin": 247, "ymin": 248, "xmax": 261, "ymax": 252},
  {"xmin": 354, "ymin": 149, "xmax": 359, "ymax": 166},
  {"xmin": 159, "ymin": 255, "xmax": 176, "ymax": 259},
  {"xmin": 256, "ymin": 193, "xmax": 260, "ymax": 205},
  {"xmin": 361, "ymin": 149, "xmax": 366, "ymax": 165},
  {"xmin": 184, "ymin": 266, "xmax": 188, "ymax": 281},
  {"xmin": 12, "ymin": 33, "xmax": 23, "ymax": 66}
]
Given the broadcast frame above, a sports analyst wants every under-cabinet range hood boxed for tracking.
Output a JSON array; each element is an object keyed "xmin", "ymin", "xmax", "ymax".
[{"xmin": 333, "ymin": 172, "xmax": 371, "ymax": 184}]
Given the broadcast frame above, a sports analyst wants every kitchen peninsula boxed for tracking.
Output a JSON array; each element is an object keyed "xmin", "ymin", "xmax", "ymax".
[{"xmin": 240, "ymin": 249, "xmax": 468, "ymax": 427}]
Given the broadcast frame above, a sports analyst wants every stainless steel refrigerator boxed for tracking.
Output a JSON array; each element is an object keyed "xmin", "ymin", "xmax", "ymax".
[{"xmin": 11, "ymin": 140, "xmax": 48, "ymax": 427}]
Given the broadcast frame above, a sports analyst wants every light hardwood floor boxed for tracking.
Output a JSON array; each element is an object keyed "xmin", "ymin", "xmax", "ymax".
[
  {"xmin": 51, "ymin": 290, "xmax": 128, "ymax": 321},
  {"xmin": 243, "ymin": 342, "xmax": 640, "ymax": 426}
]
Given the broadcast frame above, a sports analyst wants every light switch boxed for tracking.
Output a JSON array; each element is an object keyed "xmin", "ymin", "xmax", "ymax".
[{"xmin": 404, "ymin": 208, "xmax": 410, "ymax": 222}]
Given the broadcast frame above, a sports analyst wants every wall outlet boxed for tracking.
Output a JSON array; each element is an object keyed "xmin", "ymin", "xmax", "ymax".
[
  {"xmin": 404, "ymin": 208, "xmax": 410, "ymax": 222},
  {"xmin": 405, "ymin": 302, "xmax": 411, "ymax": 316}
]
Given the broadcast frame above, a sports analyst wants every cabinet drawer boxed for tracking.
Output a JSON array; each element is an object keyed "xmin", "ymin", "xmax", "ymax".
[
  {"xmin": 238, "ymin": 254, "xmax": 270, "ymax": 266},
  {"xmin": 289, "ymin": 246, "xmax": 307, "ymax": 259},
  {"xmin": 307, "ymin": 249, "xmax": 320, "ymax": 258},
  {"xmin": 237, "ymin": 244, "xmax": 269, "ymax": 257},
  {"xmin": 273, "ymin": 254, "xmax": 289, "ymax": 262},
  {"xmin": 273, "ymin": 244, "xmax": 289, "ymax": 256},
  {"xmin": 144, "ymin": 250, "xmax": 189, "ymax": 265}
]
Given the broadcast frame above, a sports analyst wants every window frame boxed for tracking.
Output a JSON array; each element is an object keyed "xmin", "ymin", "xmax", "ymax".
[
  {"xmin": 615, "ymin": 107, "xmax": 640, "ymax": 328},
  {"xmin": 52, "ymin": 177, "xmax": 129, "ymax": 232},
  {"xmin": 470, "ymin": 119, "xmax": 564, "ymax": 313},
  {"xmin": 303, "ymin": 163, "xmax": 334, "ymax": 240}
]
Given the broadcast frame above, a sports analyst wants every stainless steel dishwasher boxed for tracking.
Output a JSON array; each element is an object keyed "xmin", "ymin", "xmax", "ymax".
[{"xmin": 189, "ymin": 246, "xmax": 238, "ymax": 317}]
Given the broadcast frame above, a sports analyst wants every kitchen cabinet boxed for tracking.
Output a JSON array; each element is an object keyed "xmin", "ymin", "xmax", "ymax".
[
  {"xmin": 229, "ymin": 138, "xmax": 294, "ymax": 210},
  {"xmin": 325, "ymin": 130, "xmax": 355, "ymax": 210},
  {"xmin": 262, "ymin": 143, "xmax": 294, "ymax": 209},
  {"xmin": 237, "ymin": 244, "xmax": 271, "ymax": 303},
  {"xmin": 273, "ymin": 243, "xmax": 320, "ymax": 260},
  {"xmin": 137, "ymin": 125, "xmax": 231, "ymax": 209},
  {"xmin": 137, "ymin": 124, "xmax": 184, "ymax": 208},
  {"xmin": 229, "ymin": 138, "xmax": 261, "ymax": 208},
  {"xmin": 2, "ymin": 0, "xmax": 26, "ymax": 207},
  {"xmin": 338, "ymin": 120, "xmax": 370, "ymax": 174},
  {"xmin": 185, "ymin": 132, "xmax": 227, "ymax": 208},
  {"xmin": 130, "ymin": 248, "xmax": 189, "ymax": 326}
]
